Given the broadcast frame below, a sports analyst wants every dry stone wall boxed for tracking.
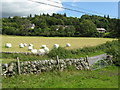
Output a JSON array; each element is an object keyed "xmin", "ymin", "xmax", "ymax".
[{"xmin": 1, "ymin": 57, "xmax": 90, "ymax": 77}]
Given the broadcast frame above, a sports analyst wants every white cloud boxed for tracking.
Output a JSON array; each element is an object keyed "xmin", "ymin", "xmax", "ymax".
[{"xmin": 2, "ymin": 0, "xmax": 63, "ymax": 17}]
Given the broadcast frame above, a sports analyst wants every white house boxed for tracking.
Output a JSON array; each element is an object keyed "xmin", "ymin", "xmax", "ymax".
[
  {"xmin": 31, "ymin": 24, "xmax": 35, "ymax": 29},
  {"xmin": 97, "ymin": 28, "xmax": 106, "ymax": 33}
]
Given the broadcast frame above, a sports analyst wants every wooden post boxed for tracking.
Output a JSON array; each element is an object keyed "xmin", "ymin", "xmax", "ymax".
[
  {"xmin": 57, "ymin": 55, "xmax": 59, "ymax": 61},
  {"xmin": 56, "ymin": 55, "xmax": 60, "ymax": 70},
  {"xmin": 85, "ymin": 55, "xmax": 91, "ymax": 70},
  {"xmin": 56, "ymin": 55, "xmax": 59, "ymax": 64},
  {"xmin": 86, "ymin": 55, "xmax": 90, "ymax": 67},
  {"xmin": 17, "ymin": 57, "xmax": 21, "ymax": 75}
]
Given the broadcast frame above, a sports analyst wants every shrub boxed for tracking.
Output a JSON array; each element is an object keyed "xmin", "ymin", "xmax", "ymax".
[
  {"xmin": 105, "ymin": 39, "xmax": 120, "ymax": 66},
  {"xmin": 48, "ymin": 47, "xmax": 71, "ymax": 59}
]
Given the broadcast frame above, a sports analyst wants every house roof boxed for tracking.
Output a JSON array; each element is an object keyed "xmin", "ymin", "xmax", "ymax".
[{"xmin": 96, "ymin": 28, "xmax": 106, "ymax": 31}]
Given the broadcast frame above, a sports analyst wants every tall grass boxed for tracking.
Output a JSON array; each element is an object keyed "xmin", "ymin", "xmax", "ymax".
[{"xmin": 2, "ymin": 65, "xmax": 119, "ymax": 88}]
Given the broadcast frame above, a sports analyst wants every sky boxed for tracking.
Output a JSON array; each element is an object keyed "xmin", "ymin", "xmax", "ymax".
[
  {"xmin": 59, "ymin": 2, "xmax": 118, "ymax": 18},
  {"xmin": 1, "ymin": 0, "xmax": 119, "ymax": 18}
]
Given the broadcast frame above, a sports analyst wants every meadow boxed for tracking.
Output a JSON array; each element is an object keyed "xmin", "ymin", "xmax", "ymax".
[
  {"xmin": 2, "ymin": 65, "xmax": 118, "ymax": 88},
  {"xmin": 1, "ymin": 36, "xmax": 119, "ymax": 88},
  {"xmin": 2, "ymin": 35, "xmax": 116, "ymax": 52}
]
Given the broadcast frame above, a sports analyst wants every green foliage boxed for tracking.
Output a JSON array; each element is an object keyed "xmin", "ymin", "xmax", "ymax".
[
  {"xmin": 2, "ymin": 53, "xmax": 49, "ymax": 63},
  {"xmin": 79, "ymin": 20, "xmax": 97, "ymax": 37},
  {"xmin": 2, "ymin": 14, "xmax": 119, "ymax": 37},
  {"xmin": 105, "ymin": 39, "xmax": 120, "ymax": 66},
  {"xmin": 48, "ymin": 47, "xmax": 71, "ymax": 59}
]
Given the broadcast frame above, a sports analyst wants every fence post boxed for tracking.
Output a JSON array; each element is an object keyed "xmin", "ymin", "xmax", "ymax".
[
  {"xmin": 86, "ymin": 55, "xmax": 90, "ymax": 67},
  {"xmin": 56, "ymin": 55, "xmax": 60, "ymax": 70},
  {"xmin": 17, "ymin": 57, "xmax": 21, "ymax": 75},
  {"xmin": 57, "ymin": 55, "xmax": 59, "ymax": 61}
]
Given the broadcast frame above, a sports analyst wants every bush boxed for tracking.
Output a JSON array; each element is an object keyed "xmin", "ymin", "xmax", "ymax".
[
  {"xmin": 2, "ymin": 53, "xmax": 49, "ymax": 62},
  {"xmin": 105, "ymin": 39, "xmax": 120, "ymax": 66},
  {"xmin": 48, "ymin": 47, "xmax": 71, "ymax": 59}
]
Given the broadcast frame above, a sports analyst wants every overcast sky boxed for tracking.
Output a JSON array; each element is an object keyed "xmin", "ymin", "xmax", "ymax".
[
  {"xmin": 2, "ymin": 0, "xmax": 63, "ymax": 17},
  {"xmin": 1, "ymin": 0, "xmax": 119, "ymax": 18}
]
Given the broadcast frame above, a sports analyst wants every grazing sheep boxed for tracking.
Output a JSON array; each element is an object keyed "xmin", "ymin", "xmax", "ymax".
[
  {"xmin": 41, "ymin": 45, "xmax": 47, "ymax": 48},
  {"xmin": 28, "ymin": 46, "xmax": 33, "ymax": 51},
  {"xmin": 38, "ymin": 49, "xmax": 45, "ymax": 54},
  {"xmin": 53, "ymin": 44, "xmax": 59, "ymax": 49},
  {"xmin": 19, "ymin": 43, "xmax": 24, "ymax": 48},
  {"xmin": 31, "ymin": 49, "xmax": 37, "ymax": 54},
  {"xmin": 66, "ymin": 43, "xmax": 71, "ymax": 47},
  {"xmin": 23, "ymin": 43, "xmax": 27, "ymax": 47},
  {"xmin": 44, "ymin": 47, "xmax": 49, "ymax": 53},
  {"xmin": 5, "ymin": 43, "xmax": 12, "ymax": 48}
]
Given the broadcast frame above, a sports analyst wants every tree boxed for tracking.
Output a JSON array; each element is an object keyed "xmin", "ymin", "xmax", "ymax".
[
  {"xmin": 81, "ymin": 14, "xmax": 91, "ymax": 20},
  {"xmin": 3, "ymin": 26, "xmax": 17, "ymax": 35},
  {"xmin": 64, "ymin": 26, "xmax": 76, "ymax": 37},
  {"xmin": 63, "ymin": 13, "xmax": 67, "ymax": 17},
  {"xmin": 107, "ymin": 15, "xmax": 110, "ymax": 19},
  {"xmin": 79, "ymin": 20, "xmax": 97, "ymax": 37},
  {"xmin": 2, "ymin": 13, "xmax": 119, "ymax": 38},
  {"xmin": 30, "ymin": 14, "xmax": 32, "ymax": 17}
]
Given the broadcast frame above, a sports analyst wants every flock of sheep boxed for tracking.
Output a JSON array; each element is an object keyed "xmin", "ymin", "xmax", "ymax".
[{"xmin": 5, "ymin": 43, "xmax": 71, "ymax": 54}]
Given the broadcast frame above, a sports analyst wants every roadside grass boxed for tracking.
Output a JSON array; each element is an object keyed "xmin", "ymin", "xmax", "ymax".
[
  {"xmin": 2, "ymin": 35, "xmax": 116, "ymax": 52},
  {"xmin": 2, "ymin": 65, "xmax": 118, "ymax": 88}
]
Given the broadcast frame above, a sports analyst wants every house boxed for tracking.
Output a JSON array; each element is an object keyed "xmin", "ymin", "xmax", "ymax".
[
  {"xmin": 55, "ymin": 25, "xmax": 72, "ymax": 31},
  {"xmin": 96, "ymin": 28, "xmax": 106, "ymax": 33},
  {"xmin": 31, "ymin": 24, "xmax": 35, "ymax": 29}
]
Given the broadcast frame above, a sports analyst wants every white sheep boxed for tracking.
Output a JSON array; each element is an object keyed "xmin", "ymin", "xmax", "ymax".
[
  {"xmin": 23, "ymin": 43, "xmax": 27, "ymax": 47},
  {"xmin": 31, "ymin": 49, "xmax": 37, "ymax": 54},
  {"xmin": 28, "ymin": 46, "xmax": 33, "ymax": 51},
  {"xmin": 53, "ymin": 44, "xmax": 59, "ymax": 49},
  {"xmin": 41, "ymin": 45, "xmax": 47, "ymax": 48},
  {"xmin": 66, "ymin": 43, "xmax": 71, "ymax": 47},
  {"xmin": 19, "ymin": 43, "xmax": 24, "ymax": 48},
  {"xmin": 5, "ymin": 43, "xmax": 12, "ymax": 48},
  {"xmin": 38, "ymin": 49, "xmax": 45, "ymax": 54}
]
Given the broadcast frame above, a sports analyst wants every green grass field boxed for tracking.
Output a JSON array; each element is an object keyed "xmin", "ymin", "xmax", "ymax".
[
  {"xmin": 2, "ymin": 65, "xmax": 118, "ymax": 88},
  {"xmin": 2, "ymin": 35, "xmax": 116, "ymax": 52}
]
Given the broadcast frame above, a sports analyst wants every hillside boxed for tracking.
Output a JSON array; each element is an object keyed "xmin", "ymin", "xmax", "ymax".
[{"xmin": 2, "ymin": 14, "xmax": 120, "ymax": 38}]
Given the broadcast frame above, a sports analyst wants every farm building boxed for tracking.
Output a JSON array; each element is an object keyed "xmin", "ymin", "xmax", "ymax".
[
  {"xmin": 97, "ymin": 28, "xmax": 106, "ymax": 33},
  {"xmin": 31, "ymin": 24, "xmax": 35, "ymax": 29},
  {"xmin": 55, "ymin": 25, "xmax": 72, "ymax": 31}
]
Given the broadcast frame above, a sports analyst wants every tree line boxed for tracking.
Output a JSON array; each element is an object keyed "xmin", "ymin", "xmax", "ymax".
[{"xmin": 2, "ymin": 13, "xmax": 120, "ymax": 38}]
